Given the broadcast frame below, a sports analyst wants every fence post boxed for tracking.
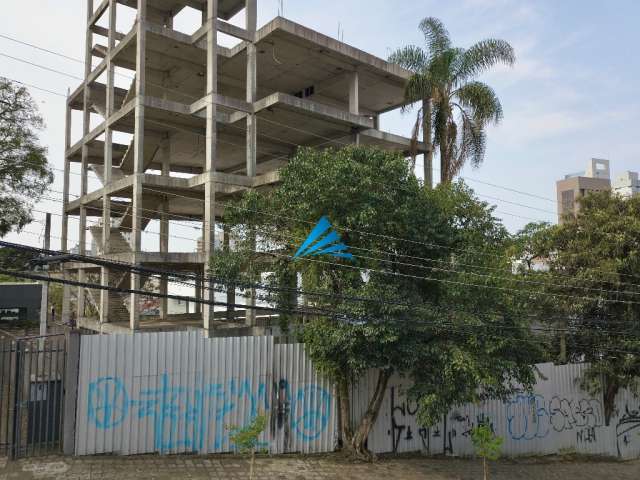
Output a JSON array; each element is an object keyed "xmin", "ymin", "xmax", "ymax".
[
  {"xmin": 9, "ymin": 341, "xmax": 22, "ymax": 460},
  {"xmin": 62, "ymin": 331, "xmax": 81, "ymax": 455}
]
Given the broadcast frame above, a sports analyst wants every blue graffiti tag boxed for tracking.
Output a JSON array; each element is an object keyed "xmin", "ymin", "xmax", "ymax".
[
  {"xmin": 87, "ymin": 377, "xmax": 129, "ymax": 429},
  {"xmin": 506, "ymin": 394, "xmax": 550, "ymax": 440},
  {"xmin": 85, "ymin": 374, "xmax": 330, "ymax": 451},
  {"xmin": 292, "ymin": 385, "xmax": 332, "ymax": 441}
]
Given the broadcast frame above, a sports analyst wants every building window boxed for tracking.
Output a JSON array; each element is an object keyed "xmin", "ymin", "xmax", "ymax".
[{"xmin": 561, "ymin": 190, "xmax": 574, "ymax": 212}]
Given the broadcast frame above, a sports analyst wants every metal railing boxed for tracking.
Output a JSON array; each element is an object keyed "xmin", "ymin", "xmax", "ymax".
[{"xmin": 0, "ymin": 333, "xmax": 67, "ymax": 458}]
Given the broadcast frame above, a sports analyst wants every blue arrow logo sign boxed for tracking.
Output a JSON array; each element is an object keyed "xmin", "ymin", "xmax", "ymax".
[{"xmin": 294, "ymin": 216, "xmax": 353, "ymax": 260}]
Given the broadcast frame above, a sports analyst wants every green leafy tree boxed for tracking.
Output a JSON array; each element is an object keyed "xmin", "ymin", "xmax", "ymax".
[
  {"xmin": 229, "ymin": 414, "xmax": 267, "ymax": 480},
  {"xmin": 389, "ymin": 17, "xmax": 514, "ymax": 185},
  {"xmin": 0, "ymin": 79, "xmax": 53, "ymax": 236},
  {"xmin": 509, "ymin": 222, "xmax": 553, "ymax": 273},
  {"xmin": 215, "ymin": 146, "xmax": 539, "ymax": 458},
  {"xmin": 534, "ymin": 191, "xmax": 640, "ymax": 422},
  {"xmin": 471, "ymin": 424, "xmax": 503, "ymax": 480}
]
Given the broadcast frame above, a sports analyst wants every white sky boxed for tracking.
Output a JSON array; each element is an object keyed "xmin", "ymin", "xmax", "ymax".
[{"xmin": 1, "ymin": 0, "xmax": 639, "ymax": 254}]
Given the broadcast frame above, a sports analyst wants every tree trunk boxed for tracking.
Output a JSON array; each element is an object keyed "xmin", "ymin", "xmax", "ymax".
[
  {"xmin": 249, "ymin": 450, "xmax": 255, "ymax": 480},
  {"xmin": 345, "ymin": 369, "xmax": 392, "ymax": 459},
  {"xmin": 422, "ymin": 98, "xmax": 433, "ymax": 189},
  {"xmin": 483, "ymin": 457, "xmax": 488, "ymax": 480},
  {"xmin": 603, "ymin": 375, "xmax": 620, "ymax": 426},
  {"xmin": 337, "ymin": 377, "xmax": 354, "ymax": 446}
]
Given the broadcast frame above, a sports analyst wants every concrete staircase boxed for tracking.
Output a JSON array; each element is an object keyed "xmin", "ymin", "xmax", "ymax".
[{"xmin": 87, "ymin": 227, "xmax": 135, "ymax": 323}]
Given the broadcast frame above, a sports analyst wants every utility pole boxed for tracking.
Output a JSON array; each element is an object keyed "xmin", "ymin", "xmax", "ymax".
[{"xmin": 39, "ymin": 213, "xmax": 51, "ymax": 337}]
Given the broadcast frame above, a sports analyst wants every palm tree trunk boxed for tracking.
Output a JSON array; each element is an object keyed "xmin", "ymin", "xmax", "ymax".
[
  {"xmin": 440, "ymin": 141, "xmax": 448, "ymax": 183},
  {"xmin": 422, "ymin": 98, "xmax": 433, "ymax": 188}
]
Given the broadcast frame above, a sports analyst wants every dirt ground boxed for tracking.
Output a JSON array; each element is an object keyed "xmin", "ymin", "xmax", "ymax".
[{"xmin": 1, "ymin": 454, "xmax": 639, "ymax": 479}]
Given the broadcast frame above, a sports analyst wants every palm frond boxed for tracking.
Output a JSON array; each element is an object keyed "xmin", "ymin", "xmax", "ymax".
[
  {"xmin": 429, "ymin": 47, "xmax": 463, "ymax": 89},
  {"xmin": 419, "ymin": 17, "xmax": 451, "ymax": 56},
  {"xmin": 457, "ymin": 111, "xmax": 487, "ymax": 171},
  {"xmin": 388, "ymin": 45, "xmax": 429, "ymax": 72},
  {"xmin": 454, "ymin": 81, "xmax": 503, "ymax": 125},
  {"xmin": 404, "ymin": 72, "xmax": 435, "ymax": 105},
  {"xmin": 455, "ymin": 39, "xmax": 515, "ymax": 83}
]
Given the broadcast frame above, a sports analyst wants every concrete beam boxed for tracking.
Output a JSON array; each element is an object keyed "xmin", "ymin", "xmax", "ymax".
[
  {"xmin": 254, "ymin": 92, "xmax": 374, "ymax": 129},
  {"xmin": 90, "ymin": 24, "xmax": 125, "ymax": 41},
  {"xmin": 88, "ymin": 0, "xmax": 109, "ymax": 27},
  {"xmin": 217, "ymin": 19, "xmax": 252, "ymax": 42},
  {"xmin": 190, "ymin": 93, "xmax": 252, "ymax": 115},
  {"xmin": 86, "ymin": 58, "xmax": 107, "ymax": 85}
]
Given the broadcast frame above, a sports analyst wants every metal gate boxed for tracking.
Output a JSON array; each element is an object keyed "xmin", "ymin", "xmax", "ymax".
[{"xmin": 0, "ymin": 334, "xmax": 67, "ymax": 458}]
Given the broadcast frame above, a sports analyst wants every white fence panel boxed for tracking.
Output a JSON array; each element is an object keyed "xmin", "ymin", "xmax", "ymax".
[
  {"xmin": 355, "ymin": 362, "xmax": 640, "ymax": 459},
  {"xmin": 75, "ymin": 333, "xmax": 336, "ymax": 456},
  {"xmin": 272, "ymin": 343, "xmax": 337, "ymax": 454}
]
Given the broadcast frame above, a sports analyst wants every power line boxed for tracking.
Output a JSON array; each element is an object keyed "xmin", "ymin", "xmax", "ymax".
[
  {"xmin": 0, "ymin": 51, "xmax": 83, "ymax": 81},
  {"xmin": 4, "ymin": 238, "xmax": 640, "ymax": 336},
  {"xmin": 29, "ymin": 197, "xmax": 640, "ymax": 302},
  {"xmin": 0, "ymin": 75, "xmax": 67, "ymax": 98},
  {"xmin": 11, "ymin": 156, "xmax": 640, "ymax": 297},
  {"xmin": 0, "ymin": 33, "xmax": 85, "ymax": 64},
  {"xmin": 1, "ymin": 262, "xmax": 638, "ymax": 357}
]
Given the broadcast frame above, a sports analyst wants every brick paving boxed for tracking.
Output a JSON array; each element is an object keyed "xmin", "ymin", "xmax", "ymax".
[{"xmin": 1, "ymin": 454, "xmax": 639, "ymax": 479}]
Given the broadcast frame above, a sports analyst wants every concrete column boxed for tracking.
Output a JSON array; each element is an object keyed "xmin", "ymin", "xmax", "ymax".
[
  {"xmin": 224, "ymin": 227, "xmax": 235, "ymax": 321},
  {"xmin": 195, "ymin": 274, "xmax": 202, "ymax": 315},
  {"xmin": 246, "ymin": 230, "xmax": 257, "ymax": 326},
  {"xmin": 78, "ymin": 0, "xmax": 94, "ymax": 323},
  {"xmin": 159, "ymin": 141, "xmax": 170, "ymax": 321},
  {"xmin": 100, "ymin": 0, "xmax": 117, "ymax": 324},
  {"xmin": 130, "ymin": 0, "xmax": 147, "ymax": 330},
  {"xmin": 203, "ymin": 0, "xmax": 218, "ymax": 331},
  {"xmin": 39, "ymin": 214, "xmax": 51, "ymax": 338},
  {"xmin": 348, "ymin": 71, "xmax": 359, "ymax": 115},
  {"xmin": 245, "ymin": 0, "xmax": 258, "ymax": 325},
  {"xmin": 245, "ymin": 0, "xmax": 257, "ymax": 177},
  {"xmin": 61, "ymin": 90, "xmax": 72, "ymax": 324},
  {"xmin": 62, "ymin": 331, "xmax": 81, "ymax": 455},
  {"xmin": 159, "ymin": 199, "xmax": 168, "ymax": 320}
]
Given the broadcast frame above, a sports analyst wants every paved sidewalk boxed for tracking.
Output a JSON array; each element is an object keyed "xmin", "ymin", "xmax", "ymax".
[{"xmin": 1, "ymin": 454, "xmax": 639, "ymax": 479}]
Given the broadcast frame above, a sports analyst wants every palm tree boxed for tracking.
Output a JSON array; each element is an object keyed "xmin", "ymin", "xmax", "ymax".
[{"xmin": 389, "ymin": 18, "xmax": 515, "ymax": 186}]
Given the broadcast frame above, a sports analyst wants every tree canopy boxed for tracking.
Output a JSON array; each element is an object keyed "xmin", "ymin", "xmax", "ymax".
[
  {"xmin": 516, "ymin": 192, "xmax": 640, "ymax": 422},
  {"xmin": 0, "ymin": 79, "xmax": 53, "ymax": 237},
  {"xmin": 214, "ymin": 145, "xmax": 540, "ymax": 457}
]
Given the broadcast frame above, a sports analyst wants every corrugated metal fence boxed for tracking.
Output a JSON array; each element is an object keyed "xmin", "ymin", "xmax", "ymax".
[
  {"xmin": 74, "ymin": 332, "xmax": 336, "ymax": 455},
  {"xmin": 73, "ymin": 331, "xmax": 639, "ymax": 459},
  {"xmin": 352, "ymin": 363, "xmax": 640, "ymax": 459}
]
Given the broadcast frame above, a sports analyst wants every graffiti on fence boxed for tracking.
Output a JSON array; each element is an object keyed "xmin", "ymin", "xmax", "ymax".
[
  {"xmin": 616, "ymin": 404, "xmax": 640, "ymax": 457},
  {"xmin": 389, "ymin": 385, "xmax": 423, "ymax": 452},
  {"xmin": 86, "ymin": 373, "xmax": 331, "ymax": 451},
  {"xmin": 507, "ymin": 394, "xmax": 603, "ymax": 442},
  {"xmin": 387, "ymin": 385, "xmax": 497, "ymax": 455}
]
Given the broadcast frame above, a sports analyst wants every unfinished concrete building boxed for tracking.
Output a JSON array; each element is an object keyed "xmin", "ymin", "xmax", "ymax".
[{"xmin": 60, "ymin": 0, "xmax": 425, "ymax": 334}]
